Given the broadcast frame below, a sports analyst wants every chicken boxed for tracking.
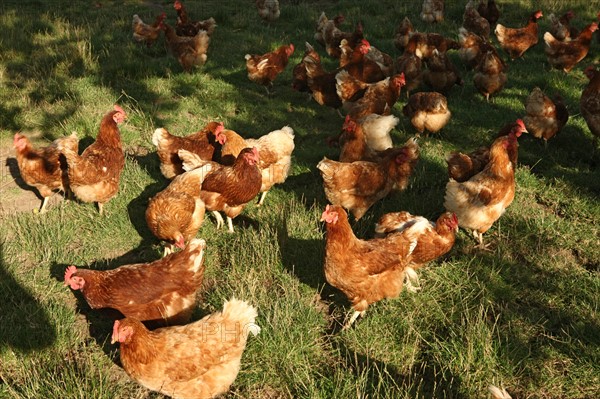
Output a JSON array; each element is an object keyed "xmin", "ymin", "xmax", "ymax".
[
  {"xmin": 423, "ymin": 49, "xmax": 463, "ymax": 93},
  {"xmin": 463, "ymin": 1, "xmax": 490, "ymax": 39},
  {"xmin": 13, "ymin": 132, "xmax": 77, "ymax": 213},
  {"xmin": 112, "ymin": 298, "xmax": 260, "ymax": 399},
  {"xmin": 318, "ymin": 14, "xmax": 364, "ymax": 59},
  {"xmin": 548, "ymin": 11, "xmax": 575, "ymax": 42},
  {"xmin": 57, "ymin": 105, "xmax": 126, "ymax": 215},
  {"xmin": 152, "ymin": 122, "xmax": 226, "ymax": 179},
  {"xmin": 302, "ymin": 51, "xmax": 343, "ymax": 111},
  {"xmin": 339, "ymin": 41, "xmax": 394, "ymax": 78},
  {"xmin": 132, "ymin": 13, "xmax": 166, "ymax": 47},
  {"xmin": 402, "ymin": 92, "xmax": 451, "ymax": 135},
  {"xmin": 489, "ymin": 385, "xmax": 512, "ymax": 399},
  {"xmin": 473, "ymin": 50, "xmax": 507, "ymax": 101},
  {"xmin": 314, "ymin": 12, "xmax": 345, "ymax": 48},
  {"xmin": 345, "ymin": 73, "xmax": 406, "ymax": 120},
  {"xmin": 444, "ymin": 128, "xmax": 523, "ymax": 249},
  {"xmin": 395, "ymin": 52, "xmax": 423, "ymax": 97},
  {"xmin": 330, "ymin": 114, "xmax": 396, "ymax": 160},
  {"xmin": 291, "ymin": 42, "xmax": 320, "ymax": 94},
  {"xmin": 215, "ymin": 126, "xmax": 295, "ymax": 206},
  {"xmin": 523, "ymin": 87, "xmax": 569, "ymax": 144},
  {"xmin": 162, "ymin": 23, "xmax": 210, "ymax": 72},
  {"xmin": 339, "ymin": 39, "xmax": 387, "ymax": 83},
  {"xmin": 495, "ymin": 10, "xmax": 543, "ymax": 60},
  {"xmin": 321, "ymin": 204, "xmax": 411, "ymax": 328},
  {"xmin": 446, "ymin": 119, "xmax": 527, "ymax": 182},
  {"xmin": 421, "ymin": 0, "xmax": 444, "ymax": 23},
  {"xmin": 146, "ymin": 164, "xmax": 212, "ymax": 255},
  {"xmin": 405, "ymin": 32, "xmax": 461, "ymax": 60},
  {"xmin": 477, "ymin": 0, "xmax": 500, "ymax": 26},
  {"xmin": 245, "ymin": 44, "xmax": 295, "ymax": 94},
  {"xmin": 338, "ymin": 116, "xmax": 372, "ymax": 163},
  {"xmin": 544, "ymin": 22, "xmax": 598, "ymax": 73},
  {"xmin": 458, "ymin": 27, "xmax": 503, "ymax": 69},
  {"xmin": 255, "ymin": 0, "xmax": 280, "ymax": 23},
  {"xmin": 180, "ymin": 147, "xmax": 262, "ymax": 232},
  {"xmin": 359, "ymin": 113, "xmax": 398, "ymax": 152},
  {"xmin": 64, "ymin": 238, "xmax": 206, "ymax": 325},
  {"xmin": 374, "ymin": 211, "xmax": 458, "ymax": 292},
  {"xmin": 580, "ymin": 66, "xmax": 600, "ymax": 142},
  {"xmin": 173, "ymin": 0, "xmax": 217, "ymax": 37},
  {"xmin": 317, "ymin": 137, "xmax": 420, "ymax": 220},
  {"xmin": 394, "ymin": 17, "xmax": 414, "ymax": 52}
]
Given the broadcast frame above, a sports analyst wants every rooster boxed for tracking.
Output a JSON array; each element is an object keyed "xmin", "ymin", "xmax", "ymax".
[
  {"xmin": 13, "ymin": 132, "xmax": 78, "ymax": 213},
  {"xmin": 112, "ymin": 298, "xmax": 260, "ymax": 398},
  {"xmin": 57, "ymin": 105, "xmax": 126, "ymax": 215},
  {"xmin": 245, "ymin": 44, "xmax": 295, "ymax": 94},
  {"xmin": 64, "ymin": 238, "xmax": 206, "ymax": 325}
]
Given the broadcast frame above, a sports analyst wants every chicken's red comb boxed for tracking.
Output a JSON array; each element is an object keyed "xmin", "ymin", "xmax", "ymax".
[
  {"xmin": 112, "ymin": 320, "xmax": 121, "ymax": 343},
  {"xmin": 590, "ymin": 22, "xmax": 599, "ymax": 32},
  {"xmin": 174, "ymin": 0, "xmax": 182, "ymax": 9},
  {"xmin": 64, "ymin": 265, "xmax": 77, "ymax": 286},
  {"xmin": 215, "ymin": 122, "xmax": 225, "ymax": 133},
  {"xmin": 289, "ymin": 43, "xmax": 295, "ymax": 52},
  {"xmin": 361, "ymin": 39, "xmax": 370, "ymax": 47},
  {"xmin": 452, "ymin": 213, "xmax": 458, "ymax": 225},
  {"xmin": 113, "ymin": 105, "xmax": 125, "ymax": 115},
  {"xmin": 534, "ymin": 10, "xmax": 543, "ymax": 19},
  {"xmin": 252, "ymin": 146, "xmax": 259, "ymax": 158}
]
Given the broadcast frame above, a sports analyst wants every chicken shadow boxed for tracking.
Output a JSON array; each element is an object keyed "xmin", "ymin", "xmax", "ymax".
[{"xmin": 0, "ymin": 242, "xmax": 56, "ymax": 352}]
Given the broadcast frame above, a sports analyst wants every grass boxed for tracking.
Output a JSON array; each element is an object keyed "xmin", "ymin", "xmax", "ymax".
[{"xmin": 1, "ymin": 0, "xmax": 599, "ymax": 398}]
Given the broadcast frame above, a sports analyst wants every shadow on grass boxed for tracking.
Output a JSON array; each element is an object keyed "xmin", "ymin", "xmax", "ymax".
[{"xmin": 0, "ymin": 243, "xmax": 56, "ymax": 352}]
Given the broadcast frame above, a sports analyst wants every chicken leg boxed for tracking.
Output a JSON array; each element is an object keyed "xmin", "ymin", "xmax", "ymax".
[
  {"xmin": 342, "ymin": 310, "xmax": 365, "ymax": 330},
  {"xmin": 257, "ymin": 191, "xmax": 268, "ymax": 206},
  {"xmin": 226, "ymin": 216, "xmax": 234, "ymax": 233},
  {"xmin": 212, "ymin": 211, "xmax": 225, "ymax": 229},
  {"xmin": 39, "ymin": 196, "xmax": 50, "ymax": 214}
]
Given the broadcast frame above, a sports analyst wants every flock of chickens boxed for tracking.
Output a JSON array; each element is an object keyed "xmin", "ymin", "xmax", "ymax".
[{"xmin": 10, "ymin": 0, "xmax": 600, "ymax": 398}]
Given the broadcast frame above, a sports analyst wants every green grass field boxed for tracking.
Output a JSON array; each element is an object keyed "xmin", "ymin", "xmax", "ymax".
[{"xmin": 1, "ymin": 0, "xmax": 599, "ymax": 398}]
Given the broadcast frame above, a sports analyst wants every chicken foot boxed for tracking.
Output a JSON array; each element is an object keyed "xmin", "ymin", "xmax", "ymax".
[
  {"xmin": 342, "ymin": 310, "xmax": 365, "ymax": 330},
  {"xmin": 403, "ymin": 267, "xmax": 421, "ymax": 293}
]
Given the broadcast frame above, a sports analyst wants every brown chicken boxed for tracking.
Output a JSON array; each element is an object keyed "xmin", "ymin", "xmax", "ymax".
[
  {"xmin": 338, "ymin": 116, "xmax": 371, "ymax": 163},
  {"xmin": 215, "ymin": 126, "xmax": 295, "ymax": 206},
  {"xmin": 57, "ymin": 105, "xmax": 126, "ymax": 215},
  {"xmin": 374, "ymin": 211, "xmax": 458, "ymax": 291},
  {"xmin": 146, "ymin": 164, "xmax": 212, "ymax": 255},
  {"xmin": 340, "ymin": 40, "xmax": 393, "ymax": 78},
  {"xmin": 463, "ymin": 1, "xmax": 490, "ymax": 39},
  {"xmin": 544, "ymin": 22, "xmax": 598, "ymax": 73},
  {"xmin": 473, "ymin": 49, "xmax": 507, "ymax": 101},
  {"xmin": 394, "ymin": 17, "xmax": 415, "ymax": 51},
  {"xmin": 395, "ymin": 52, "xmax": 423, "ymax": 97},
  {"xmin": 495, "ymin": 10, "xmax": 543, "ymax": 60},
  {"xmin": 181, "ymin": 147, "xmax": 262, "ymax": 232},
  {"xmin": 64, "ymin": 238, "xmax": 206, "ymax": 325},
  {"xmin": 13, "ymin": 132, "xmax": 78, "ymax": 213},
  {"xmin": 405, "ymin": 32, "xmax": 461, "ymax": 60},
  {"xmin": 444, "ymin": 129, "xmax": 522, "ymax": 249},
  {"xmin": 345, "ymin": 73, "xmax": 406, "ymax": 120},
  {"xmin": 548, "ymin": 11, "xmax": 576, "ymax": 42},
  {"xmin": 291, "ymin": 42, "xmax": 320, "ymax": 94},
  {"xmin": 446, "ymin": 119, "xmax": 527, "ymax": 182},
  {"xmin": 255, "ymin": 0, "xmax": 280, "ymax": 23},
  {"xmin": 245, "ymin": 44, "xmax": 295, "ymax": 94},
  {"xmin": 317, "ymin": 137, "xmax": 420, "ymax": 220},
  {"xmin": 303, "ymin": 51, "xmax": 343, "ymax": 111},
  {"xmin": 321, "ymin": 204, "xmax": 411, "ymax": 328},
  {"xmin": 477, "ymin": 0, "xmax": 500, "ymax": 26},
  {"xmin": 580, "ymin": 66, "xmax": 600, "ymax": 142},
  {"xmin": 423, "ymin": 49, "xmax": 463, "ymax": 93},
  {"xmin": 317, "ymin": 13, "xmax": 364, "ymax": 59},
  {"xmin": 458, "ymin": 27, "xmax": 503, "ymax": 69},
  {"xmin": 173, "ymin": 0, "xmax": 217, "ymax": 37},
  {"xmin": 132, "ymin": 13, "xmax": 166, "ymax": 46},
  {"xmin": 152, "ymin": 122, "xmax": 226, "ymax": 179},
  {"xmin": 314, "ymin": 12, "xmax": 344, "ymax": 47},
  {"xmin": 162, "ymin": 22, "xmax": 210, "ymax": 72},
  {"xmin": 339, "ymin": 39, "xmax": 387, "ymax": 83},
  {"xmin": 523, "ymin": 87, "xmax": 569, "ymax": 144},
  {"xmin": 402, "ymin": 92, "xmax": 451, "ymax": 135},
  {"xmin": 421, "ymin": 0, "xmax": 444, "ymax": 23},
  {"xmin": 112, "ymin": 298, "xmax": 260, "ymax": 399}
]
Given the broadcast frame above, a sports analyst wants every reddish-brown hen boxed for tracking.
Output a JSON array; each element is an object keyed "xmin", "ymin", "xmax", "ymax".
[
  {"xmin": 317, "ymin": 137, "xmax": 420, "ymax": 220},
  {"xmin": 57, "ymin": 105, "xmax": 126, "ymax": 215},
  {"xmin": 146, "ymin": 164, "xmax": 212, "ymax": 255},
  {"xmin": 423, "ymin": 49, "xmax": 463, "ymax": 93},
  {"xmin": 153, "ymin": 121, "xmax": 225, "ymax": 179},
  {"xmin": 64, "ymin": 238, "xmax": 206, "ymax": 325},
  {"xmin": 402, "ymin": 91, "xmax": 451, "ymax": 135},
  {"xmin": 112, "ymin": 298, "xmax": 259, "ymax": 399},
  {"xmin": 580, "ymin": 66, "xmax": 600, "ymax": 141},
  {"xmin": 345, "ymin": 73, "xmax": 406, "ymax": 120},
  {"xmin": 473, "ymin": 50, "xmax": 507, "ymax": 101},
  {"xmin": 544, "ymin": 22, "xmax": 598, "ymax": 73},
  {"xmin": 162, "ymin": 22, "xmax": 211, "ymax": 72},
  {"xmin": 477, "ymin": 0, "xmax": 500, "ymax": 26},
  {"xmin": 548, "ymin": 11, "xmax": 576, "ymax": 42},
  {"xmin": 132, "ymin": 13, "xmax": 166, "ymax": 46},
  {"xmin": 245, "ymin": 44, "xmax": 295, "ymax": 94},
  {"xmin": 321, "ymin": 204, "xmax": 411, "ymax": 328},
  {"xmin": 173, "ymin": 0, "xmax": 217, "ymax": 37},
  {"xmin": 13, "ymin": 132, "xmax": 78, "ymax": 213},
  {"xmin": 495, "ymin": 10, "xmax": 543, "ymax": 60},
  {"xmin": 523, "ymin": 88, "xmax": 569, "ymax": 144},
  {"xmin": 463, "ymin": 1, "xmax": 491, "ymax": 39}
]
